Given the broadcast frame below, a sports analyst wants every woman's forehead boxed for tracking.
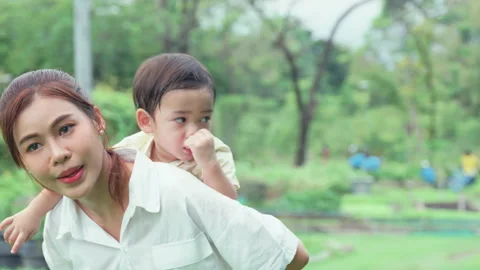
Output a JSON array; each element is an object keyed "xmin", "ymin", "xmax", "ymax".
[{"xmin": 13, "ymin": 97, "xmax": 84, "ymax": 137}]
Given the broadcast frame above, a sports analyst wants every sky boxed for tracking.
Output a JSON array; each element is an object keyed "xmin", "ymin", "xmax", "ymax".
[{"xmin": 267, "ymin": 0, "xmax": 383, "ymax": 48}]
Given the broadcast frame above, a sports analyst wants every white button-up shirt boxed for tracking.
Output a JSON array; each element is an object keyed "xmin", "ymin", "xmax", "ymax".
[{"xmin": 43, "ymin": 151, "xmax": 299, "ymax": 269}]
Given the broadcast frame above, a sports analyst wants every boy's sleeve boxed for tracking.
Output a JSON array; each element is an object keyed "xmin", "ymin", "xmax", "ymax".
[
  {"xmin": 113, "ymin": 131, "xmax": 153, "ymax": 154},
  {"xmin": 180, "ymin": 174, "xmax": 298, "ymax": 270},
  {"xmin": 213, "ymin": 137, "xmax": 240, "ymax": 189}
]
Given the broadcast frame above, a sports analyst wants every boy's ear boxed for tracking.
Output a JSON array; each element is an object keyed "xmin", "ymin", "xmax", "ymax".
[{"xmin": 136, "ymin": 109, "xmax": 155, "ymax": 133}]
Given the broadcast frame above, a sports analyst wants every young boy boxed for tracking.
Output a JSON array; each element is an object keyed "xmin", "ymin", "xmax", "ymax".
[{"xmin": 0, "ymin": 53, "xmax": 240, "ymax": 253}]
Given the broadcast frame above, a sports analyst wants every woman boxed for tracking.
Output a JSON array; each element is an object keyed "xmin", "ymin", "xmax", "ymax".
[{"xmin": 0, "ymin": 69, "xmax": 309, "ymax": 269}]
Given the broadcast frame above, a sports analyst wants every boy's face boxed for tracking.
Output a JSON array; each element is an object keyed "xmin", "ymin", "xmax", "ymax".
[{"xmin": 149, "ymin": 88, "xmax": 214, "ymax": 163}]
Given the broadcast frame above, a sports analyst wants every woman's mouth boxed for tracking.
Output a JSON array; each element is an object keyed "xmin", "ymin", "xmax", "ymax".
[{"xmin": 57, "ymin": 165, "xmax": 84, "ymax": 184}]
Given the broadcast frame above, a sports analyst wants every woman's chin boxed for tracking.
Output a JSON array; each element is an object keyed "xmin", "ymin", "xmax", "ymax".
[
  {"xmin": 64, "ymin": 188, "xmax": 89, "ymax": 200},
  {"xmin": 63, "ymin": 181, "xmax": 94, "ymax": 200}
]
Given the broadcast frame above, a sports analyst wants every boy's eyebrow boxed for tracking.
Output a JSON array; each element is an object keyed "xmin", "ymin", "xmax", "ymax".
[
  {"xmin": 172, "ymin": 109, "xmax": 213, "ymax": 114},
  {"xmin": 19, "ymin": 114, "xmax": 72, "ymax": 146}
]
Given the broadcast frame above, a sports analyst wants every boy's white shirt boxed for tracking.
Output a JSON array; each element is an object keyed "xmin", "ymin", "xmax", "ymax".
[
  {"xmin": 114, "ymin": 131, "xmax": 240, "ymax": 189},
  {"xmin": 42, "ymin": 150, "xmax": 298, "ymax": 269}
]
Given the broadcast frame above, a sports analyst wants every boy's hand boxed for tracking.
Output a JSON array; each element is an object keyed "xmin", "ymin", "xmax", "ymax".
[
  {"xmin": 184, "ymin": 129, "xmax": 217, "ymax": 169},
  {"xmin": 0, "ymin": 208, "xmax": 42, "ymax": 254}
]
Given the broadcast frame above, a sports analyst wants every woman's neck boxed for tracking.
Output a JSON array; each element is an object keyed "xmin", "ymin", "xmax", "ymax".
[{"xmin": 76, "ymin": 151, "xmax": 133, "ymax": 239}]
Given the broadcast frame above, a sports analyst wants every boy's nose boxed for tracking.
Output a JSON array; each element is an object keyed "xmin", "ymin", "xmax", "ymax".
[{"xmin": 186, "ymin": 125, "xmax": 200, "ymax": 138}]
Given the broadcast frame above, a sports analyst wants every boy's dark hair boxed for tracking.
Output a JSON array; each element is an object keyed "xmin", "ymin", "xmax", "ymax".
[{"xmin": 133, "ymin": 53, "xmax": 216, "ymax": 116}]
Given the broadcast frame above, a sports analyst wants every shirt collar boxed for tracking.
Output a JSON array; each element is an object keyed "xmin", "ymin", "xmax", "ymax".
[
  {"xmin": 55, "ymin": 198, "xmax": 83, "ymax": 240},
  {"xmin": 128, "ymin": 151, "xmax": 161, "ymax": 213}
]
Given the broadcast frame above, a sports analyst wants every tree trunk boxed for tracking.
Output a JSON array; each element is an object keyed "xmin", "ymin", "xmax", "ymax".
[
  {"xmin": 406, "ymin": 101, "xmax": 424, "ymax": 160},
  {"xmin": 177, "ymin": 0, "xmax": 199, "ymax": 53},
  {"xmin": 294, "ymin": 111, "xmax": 311, "ymax": 166},
  {"xmin": 427, "ymin": 69, "xmax": 436, "ymax": 140}
]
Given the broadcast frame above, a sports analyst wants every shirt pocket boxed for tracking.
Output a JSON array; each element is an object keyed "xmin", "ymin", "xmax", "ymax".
[{"xmin": 152, "ymin": 232, "xmax": 214, "ymax": 269}]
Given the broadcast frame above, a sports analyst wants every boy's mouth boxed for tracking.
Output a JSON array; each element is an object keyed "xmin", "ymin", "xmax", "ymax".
[{"xmin": 183, "ymin": 147, "xmax": 192, "ymax": 155}]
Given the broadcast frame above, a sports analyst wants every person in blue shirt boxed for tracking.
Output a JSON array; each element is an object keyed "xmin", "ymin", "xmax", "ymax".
[
  {"xmin": 420, "ymin": 160, "xmax": 436, "ymax": 186},
  {"xmin": 349, "ymin": 150, "xmax": 365, "ymax": 170},
  {"xmin": 362, "ymin": 152, "xmax": 381, "ymax": 172}
]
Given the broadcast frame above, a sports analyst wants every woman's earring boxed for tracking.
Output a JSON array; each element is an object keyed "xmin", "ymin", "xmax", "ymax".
[{"xmin": 99, "ymin": 129, "xmax": 105, "ymax": 135}]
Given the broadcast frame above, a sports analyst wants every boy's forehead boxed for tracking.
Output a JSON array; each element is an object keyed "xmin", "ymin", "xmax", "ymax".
[{"xmin": 159, "ymin": 89, "xmax": 214, "ymax": 109}]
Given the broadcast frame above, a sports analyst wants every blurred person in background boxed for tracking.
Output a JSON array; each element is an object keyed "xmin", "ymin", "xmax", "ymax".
[{"xmin": 461, "ymin": 149, "xmax": 479, "ymax": 186}]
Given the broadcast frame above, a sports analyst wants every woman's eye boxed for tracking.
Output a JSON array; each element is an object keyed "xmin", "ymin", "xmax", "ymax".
[
  {"xmin": 59, "ymin": 124, "xmax": 74, "ymax": 135},
  {"xmin": 175, "ymin": 117, "xmax": 186, "ymax": 123},
  {"xmin": 26, "ymin": 143, "xmax": 41, "ymax": 153}
]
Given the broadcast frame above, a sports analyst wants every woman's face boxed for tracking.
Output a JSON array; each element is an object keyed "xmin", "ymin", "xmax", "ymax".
[{"xmin": 13, "ymin": 96, "xmax": 106, "ymax": 200}]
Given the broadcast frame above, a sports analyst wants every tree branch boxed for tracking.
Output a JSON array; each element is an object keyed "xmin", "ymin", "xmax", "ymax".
[
  {"xmin": 407, "ymin": 0, "xmax": 429, "ymax": 18},
  {"xmin": 309, "ymin": 0, "xmax": 376, "ymax": 114},
  {"xmin": 247, "ymin": 0, "xmax": 305, "ymax": 112},
  {"xmin": 178, "ymin": 0, "xmax": 199, "ymax": 53}
]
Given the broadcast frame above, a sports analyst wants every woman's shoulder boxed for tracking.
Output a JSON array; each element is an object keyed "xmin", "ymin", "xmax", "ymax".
[
  {"xmin": 129, "ymin": 151, "xmax": 200, "ymax": 193},
  {"xmin": 44, "ymin": 197, "xmax": 77, "ymax": 235}
]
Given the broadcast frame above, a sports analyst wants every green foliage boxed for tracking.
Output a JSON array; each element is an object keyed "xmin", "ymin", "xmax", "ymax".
[
  {"xmin": 92, "ymin": 87, "xmax": 138, "ymax": 145},
  {"xmin": 213, "ymin": 94, "xmax": 279, "ymax": 160},
  {"xmin": 0, "ymin": 170, "xmax": 38, "ymax": 220},
  {"xmin": 271, "ymin": 189, "xmax": 343, "ymax": 213},
  {"xmin": 1, "ymin": 0, "xmax": 74, "ymax": 75},
  {"xmin": 376, "ymin": 161, "xmax": 419, "ymax": 183},
  {"xmin": 236, "ymin": 158, "xmax": 357, "ymax": 187}
]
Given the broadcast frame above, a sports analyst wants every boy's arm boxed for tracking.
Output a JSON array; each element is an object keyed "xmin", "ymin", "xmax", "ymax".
[
  {"xmin": 185, "ymin": 129, "xmax": 238, "ymax": 200},
  {"xmin": 0, "ymin": 188, "xmax": 62, "ymax": 253},
  {"xmin": 202, "ymin": 161, "xmax": 238, "ymax": 200},
  {"xmin": 24, "ymin": 188, "xmax": 62, "ymax": 215}
]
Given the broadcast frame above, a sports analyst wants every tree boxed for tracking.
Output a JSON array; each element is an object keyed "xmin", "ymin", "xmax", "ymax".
[
  {"xmin": 248, "ymin": 0, "xmax": 375, "ymax": 166},
  {"xmin": 157, "ymin": 0, "xmax": 200, "ymax": 53}
]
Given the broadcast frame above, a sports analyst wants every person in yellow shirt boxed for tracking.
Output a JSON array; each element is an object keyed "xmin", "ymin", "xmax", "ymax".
[
  {"xmin": 0, "ymin": 53, "xmax": 240, "ymax": 253},
  {"xmin": 461, "ymin": 149, "xmax": 479, "ymax": 186}
]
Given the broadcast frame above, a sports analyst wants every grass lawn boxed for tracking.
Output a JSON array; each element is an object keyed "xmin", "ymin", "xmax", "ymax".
[
  {"xmin": 298, "ymin": 233, "xmax": 480, "ymax": 270},
  {"xmin": 341, "ymin": 185, "xmax": 480, "ymax": 220}
]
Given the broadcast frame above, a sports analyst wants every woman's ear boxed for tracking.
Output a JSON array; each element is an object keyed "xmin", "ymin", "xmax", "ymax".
[
  {"xmin": 93, "ymin": 106, "xmax": 106, "ymax": 134},
  {"xmin": 136, "ymin": 109, "xmax": 155, "ymax": 133}
]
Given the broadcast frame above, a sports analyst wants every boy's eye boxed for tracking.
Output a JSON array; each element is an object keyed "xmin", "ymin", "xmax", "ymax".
[
  {"xmin": 175, "ymin": 117, "xmax": 186, "ymax": 123},
  {"xmin": 26, "ymin": 143, "xmax": 41, "ymax": 153},
  {"xmin": 200, "ymin": 116, "xmax": 211, "ymax": 123},
  {"xmin": 59, "ymin": 124, "xmax": 74, "ymax": 135}
]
